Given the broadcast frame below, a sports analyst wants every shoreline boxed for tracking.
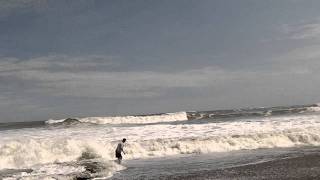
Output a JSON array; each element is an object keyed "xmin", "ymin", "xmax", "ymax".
[
  {"xmin": 111, "ymin": 148, "xmax": 320, "ymax": 180},
  {"xmin": 152, "ymin": 154, "xmax": 320, "ymax": 180}
]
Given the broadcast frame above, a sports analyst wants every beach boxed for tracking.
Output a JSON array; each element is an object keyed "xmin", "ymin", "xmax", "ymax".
[
  {"xmin": 161, "ymin": 153, "xmax": 320, "ymax": 180},
  {"xmin": 111, "ymin": 147, "xmax": 320, "ymax": 180}
]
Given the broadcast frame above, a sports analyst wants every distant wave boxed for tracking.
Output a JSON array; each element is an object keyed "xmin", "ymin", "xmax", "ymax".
[
  {"xmin": 45, "ymin": 104, "xmax": 320, "ymax": 126},
  {"xmin": 306, "ymin": 106, "xmax": 320, "ymax": 112},
  {"xmin": 45, "ymin": 112, "xmax": 188, "ymax": 125},
  {"xmin": 187, "ymin": 104, "xmax": 320, "ymax": 120}
]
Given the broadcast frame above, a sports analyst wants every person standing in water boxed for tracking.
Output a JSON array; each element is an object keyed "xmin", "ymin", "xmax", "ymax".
[{"xmin": 115, "ymin": 138, "xmax": 126, "ymax": 164}]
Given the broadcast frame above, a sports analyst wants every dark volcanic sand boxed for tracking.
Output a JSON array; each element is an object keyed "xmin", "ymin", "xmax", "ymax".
[
  {"xmin": 111, "ymin": 152, "xmax": 320, "ymax": 180},
  {"xmin": 160, "ymin": 154, "xmax": 320, "ymax": 180}
]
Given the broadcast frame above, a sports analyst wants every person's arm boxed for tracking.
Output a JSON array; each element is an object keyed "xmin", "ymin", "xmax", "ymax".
[{"xmin": 121, "ymin": 143, "xmax": 126, "ymax": 154}]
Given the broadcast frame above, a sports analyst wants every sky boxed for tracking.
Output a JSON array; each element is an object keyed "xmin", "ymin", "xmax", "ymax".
[{"xmin": 1, "ymin": 0, "xmax": 320, "ymax": 122}]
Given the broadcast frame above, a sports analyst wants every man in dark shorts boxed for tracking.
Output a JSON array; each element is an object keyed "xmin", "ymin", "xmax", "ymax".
[{"xmin": 115, "ymin": 138, "xmax": 126, "ymax": 164}]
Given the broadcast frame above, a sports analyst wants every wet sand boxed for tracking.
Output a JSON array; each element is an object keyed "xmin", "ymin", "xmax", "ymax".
[
  {"xmin": 111, "ymin": 148, "xmax": 320, "ymax": 180},
  {"xmin": 158, "ymin": 154, "xmax": 320, "ymax": 180}
]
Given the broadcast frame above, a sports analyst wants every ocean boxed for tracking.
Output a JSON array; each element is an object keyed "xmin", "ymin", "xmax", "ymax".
[{"xmin": 1, "ymin": 104, "xmax": 320, "ymax": 179}]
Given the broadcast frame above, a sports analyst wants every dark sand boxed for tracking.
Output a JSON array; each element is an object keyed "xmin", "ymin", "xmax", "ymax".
[
  {"xmin": 111, "ymin": 152, "xmax": 320, "ymax": 180},
  {"xmin": 158, "ymin": 154, "xmax": 320, "ymax": 180}
]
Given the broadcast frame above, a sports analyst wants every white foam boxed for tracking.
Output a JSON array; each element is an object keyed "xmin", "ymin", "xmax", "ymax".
[
  {"xmin": 3, "ymin": 164, "xmax": 85, "ymax": 180},
  {"xmin": 46, "ymin": 111, "xmax": 188, "ymax": 125},
  {"xmin": 2, "ymin": 162, "xmax": 124, "ymax": 180},
  {"xmin": 264, "ymin": 110, "xmax": 272, "ymax": 116},
  {"xmin": 307, "ymin": 106, "xmax": 320, "ymax": 112},
  {"xmin": 3, "ymin": 168, "xmax": 81, "ymax": 180}
]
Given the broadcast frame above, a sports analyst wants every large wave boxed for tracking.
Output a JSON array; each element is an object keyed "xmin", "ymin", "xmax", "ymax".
[
  {"xmin": 0, "ymin": 128, "xmax": 320, "ymax": 169},
  {"xmin": 1, "ymin": 125, "xmax": 320, "ymax": 170},
  {"xmin": 45, "ymin": 111, "xmax": 188, "ymax": 125}
]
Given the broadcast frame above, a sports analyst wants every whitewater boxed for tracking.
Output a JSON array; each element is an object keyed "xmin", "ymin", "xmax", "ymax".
[{"xmin": 1, "ymin": 104, "xmax": 320, "ymax": 179}]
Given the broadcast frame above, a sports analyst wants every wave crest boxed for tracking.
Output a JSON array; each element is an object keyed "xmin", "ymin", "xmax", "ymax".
[
  {"xmin": 1, "ymin": 127, "xmax": 320, "ymax": 170},
  {"xmin": 46, "ymin": 112, "xmax": 188, "ymax": 125}
]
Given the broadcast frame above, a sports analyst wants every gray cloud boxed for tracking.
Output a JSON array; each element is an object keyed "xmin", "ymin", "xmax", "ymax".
[
  {"xmin": 0, "ymin": 0, "xmax": 47, "ymax": 18},
  {"xmin": 273, "ymin": 45, "xmax": 320, "ymax": 75},
  {"xmin": 1, "ymin": 52, "xmax": 318, "ymax": 100},
  {"xmin": 0, "ymin": 55, "xmax": 232, "ymax": 98},
  {"xmin": 281, "ymin": 20, "xmax": 320, "ymax": 40},
  {"xmin": 0, "ymin": 55, "xmax": 119, "ymax": 72}
]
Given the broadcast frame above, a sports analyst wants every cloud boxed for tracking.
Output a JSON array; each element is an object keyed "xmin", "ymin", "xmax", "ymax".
[
  {"xmin": 1, "ymin": 51, "xmax": 318, "ymax": 101},
  {"xmin": 272, "ymin": 45, "xmax": 320, "ymax": 75},
  {"xmin": 0, "ymin": 0, "xmax": 47, "ymax": 18},
  {"xmin": 0, "ymin": 55, "xmax": 236, "ymax": 98},
  {"xmin": 0, "ymin": 55, "xmax": 120, "ymax": 72},
  {"xmin": 0, "ymin": 0, "xmax": 41, "ymax": 9},
  {"xmin": 281, "ymin": 20, "xmax": 320, "ymax": 40}
]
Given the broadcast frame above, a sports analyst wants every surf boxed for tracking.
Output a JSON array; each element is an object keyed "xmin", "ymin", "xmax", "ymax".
[{"xmin": 46, "ymin": 111, "xmax": 188, "ymax": 125}]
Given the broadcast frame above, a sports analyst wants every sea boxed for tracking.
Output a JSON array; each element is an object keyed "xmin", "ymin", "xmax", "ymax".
[{"xmin": 1, "ymin": 104, "xmax": 320, "ymax": 179}]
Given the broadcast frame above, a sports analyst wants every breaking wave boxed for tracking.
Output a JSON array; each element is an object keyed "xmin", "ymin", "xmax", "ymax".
[
  {"xmin": 307, "ymin": 106, "xmax": 320, "ymax": 112},
  {"xmin": 45, "ymin": 112, "xmax": 188, "ymax": 125},
  {"xmin": 1, "ymin": 126, "xmax": 320, "ymax": 170}
]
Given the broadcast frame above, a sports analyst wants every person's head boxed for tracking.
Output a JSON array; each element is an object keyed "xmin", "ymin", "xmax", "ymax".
[{"xmin": 122, "ymin": 138, "xmax": 126, "ymax": 143}]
